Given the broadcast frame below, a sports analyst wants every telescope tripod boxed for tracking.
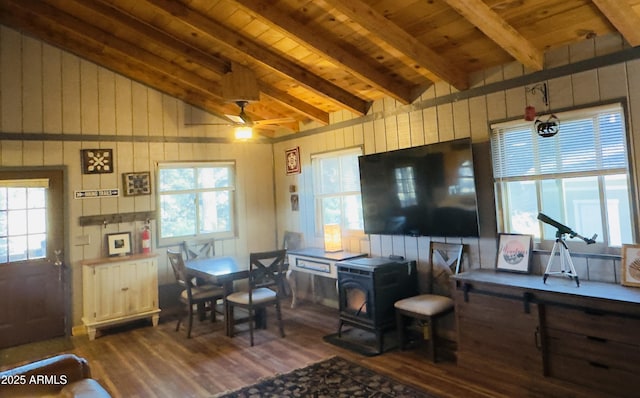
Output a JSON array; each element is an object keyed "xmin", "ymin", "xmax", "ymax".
[{"xmin": 543, "ymin": 231, "xmax": 580, "ymax": 287}]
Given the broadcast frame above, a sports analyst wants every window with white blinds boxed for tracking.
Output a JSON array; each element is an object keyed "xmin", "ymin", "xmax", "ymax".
[{"xmin": 490, "ymin": 103, "xmax": 634, "ymax": 248}]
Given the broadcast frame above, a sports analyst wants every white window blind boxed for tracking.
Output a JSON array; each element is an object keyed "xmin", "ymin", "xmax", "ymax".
[
  {"xmin": 492, "ymin": 104, "xmax": 627, "ymax": 179},
  {"xmin": 490, "ymin": 103, "xmax": 634, "ymax": 248}
]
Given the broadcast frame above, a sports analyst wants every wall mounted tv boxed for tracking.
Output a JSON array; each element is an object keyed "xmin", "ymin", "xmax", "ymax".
[{"xmin": 359, "ymin": 138, "xmax": 480, "ymax": 237}]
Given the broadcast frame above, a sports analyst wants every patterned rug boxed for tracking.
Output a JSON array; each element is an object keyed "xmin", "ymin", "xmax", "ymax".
[{"xmin": 214, "ymin": 356, "xmax": 436, "ymax": 398}]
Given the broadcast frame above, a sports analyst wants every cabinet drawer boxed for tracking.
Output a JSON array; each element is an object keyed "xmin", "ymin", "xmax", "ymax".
[
  {"xmin": 546, "ymin": 328, "xmax": 640, "ymax": 374},
  {"xmin": 545, "ymin": 305, "xmax": 640, "ymax": 345},
  {"xmin": 547, "ymin": 352, "xmax": 636, "ymax": 398}
]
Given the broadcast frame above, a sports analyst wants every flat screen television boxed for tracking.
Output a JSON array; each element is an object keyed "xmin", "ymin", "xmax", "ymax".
[{"xmin": 358, "ymin": 138, "xmax": 480, "ymax": 237}]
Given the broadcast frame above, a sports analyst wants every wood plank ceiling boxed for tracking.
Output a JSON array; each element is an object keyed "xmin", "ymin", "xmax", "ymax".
[{"xmin": 1, "ymin": 0, "xmax": 640, "ymax": 137}]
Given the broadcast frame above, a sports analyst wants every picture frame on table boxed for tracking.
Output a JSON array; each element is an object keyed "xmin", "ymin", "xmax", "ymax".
[
  {"xmin": 106, "ymin": 232, "xmax": 132, "ymax": 256},
  {"xmin": 496, "ymin": 233, "xmax": 533, "ymax": 273},
  {"xmin": 621, "ymin": 244, "xmax": 640, "ymax": 287}
]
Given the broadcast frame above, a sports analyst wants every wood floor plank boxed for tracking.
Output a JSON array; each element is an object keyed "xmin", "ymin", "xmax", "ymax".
[{"xmin": 0, "ymin": 301, "xmax": 610, "ymax": 398}]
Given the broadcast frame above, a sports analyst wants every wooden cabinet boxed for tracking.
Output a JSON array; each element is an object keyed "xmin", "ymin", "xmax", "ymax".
[
  {"xmin": 81, "ymin": 254, "xmax": 160, "ymax": 340},
  {"xmin": 544, "ymin": 305, "xmax": 640, "ymax": 397},
  {"xmin": 453, "ymin": 282, "xmax": 544, "ymax": 386},
  {"xmin": 453, "ymin": 270, "xmax": 640, "ymax": 398}
]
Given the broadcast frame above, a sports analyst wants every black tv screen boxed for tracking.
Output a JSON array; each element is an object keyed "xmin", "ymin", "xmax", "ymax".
[{"xmin": 358, "ymin": 138, "xmax": 479, "ymax": 237}]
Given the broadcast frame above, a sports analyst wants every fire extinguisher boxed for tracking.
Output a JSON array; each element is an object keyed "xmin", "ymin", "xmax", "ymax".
[{"xmin": 142, "ymin": 223, "xmax": 151, "ymax": 254}]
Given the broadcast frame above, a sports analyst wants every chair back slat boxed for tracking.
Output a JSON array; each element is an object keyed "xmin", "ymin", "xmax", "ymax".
[
  {"xmin": 282, "ymin": 231, "xmax": 303, "ymax": 251},
  {"xmin": 167, "ymin": 249, "xmax": 194, "ymax": 298},
  {"xmin": 182, "ymin": 239, "xmax": 215, "ymax": 260},
  {"xmin": 429, "ymin": 242, "xmax": 463, "ymax": 296},
  {"xmin": 249, "ymin": 249, "xmax": 286, "ymax": 290}
]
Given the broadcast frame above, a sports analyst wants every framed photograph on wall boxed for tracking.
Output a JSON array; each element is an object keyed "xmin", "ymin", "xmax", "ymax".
[
  {"xmin": 106, "ymin": 232, "xmax": 132, "ymax": 256},
  {"xmin": 621, "ymin": 244, "xmax": 640, "ymax": 287},
  {"xmin": 496, "ymin": 233, "xmax": 533, "ymax": 273}
]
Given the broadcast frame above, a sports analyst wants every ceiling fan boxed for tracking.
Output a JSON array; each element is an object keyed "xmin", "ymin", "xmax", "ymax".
[{"xmin": 185, "ymin": 100, "xmax": 296, "ymax": 139}]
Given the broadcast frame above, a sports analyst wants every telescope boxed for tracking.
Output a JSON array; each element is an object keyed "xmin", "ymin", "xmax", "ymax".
[{"xmin": 537, "ymin": 213, "xmax": 596, "ymax": 244}]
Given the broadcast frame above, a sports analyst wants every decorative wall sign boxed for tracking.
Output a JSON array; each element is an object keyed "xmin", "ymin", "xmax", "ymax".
[
  {"xmin": 74, "ymin": 189, "xmax": 120, "ymax": 199},
  {"xmin": 106, "ymin": 232, "xmax": 132, "ymax": 256},
  {"xmin": 496, "ymin": 233, "xmax": 533, "ymax": 273},
  {"xmin": 123, "ymin": 172, "xmax": 151, "ymax": 196},
  {"xmin": 81, "ymin": 149, "xmax": 114, "ymax": 174},
  {"xmin": 285, "ymin": 147, "xmax": 301, "ymax": 175},
  {"xmin": 621, "ymin": 244, "xmax": 640, "ymax": 287}
]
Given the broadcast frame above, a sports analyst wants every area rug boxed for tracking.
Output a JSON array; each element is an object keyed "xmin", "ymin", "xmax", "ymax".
[{"xmin": 214, "ymin": 356, "xmax": 436, "ymax": 398}]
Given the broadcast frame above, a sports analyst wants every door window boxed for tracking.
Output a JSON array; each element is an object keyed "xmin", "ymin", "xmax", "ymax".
[{"xmin": 0, "ymin": 179, "xmax": 49, "ymax": 263}]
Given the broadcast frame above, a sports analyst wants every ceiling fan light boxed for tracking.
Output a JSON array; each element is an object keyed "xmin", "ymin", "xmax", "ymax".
[{"xmin": 234, "ymin": 126, "xmax": 252, "ymax": 140}]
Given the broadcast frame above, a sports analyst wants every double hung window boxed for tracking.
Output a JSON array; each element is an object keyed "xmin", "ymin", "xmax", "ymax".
[
  {"xmin": 157, "ymin": 162, "xmax": 236, "ymax": 245},
  {"xmin": 312, "ymin": 148, "xmax": 364, "ymax": 234},
  {"xmin": 491, "ymin": 103, "xmax": 634, "ymax": 250}
]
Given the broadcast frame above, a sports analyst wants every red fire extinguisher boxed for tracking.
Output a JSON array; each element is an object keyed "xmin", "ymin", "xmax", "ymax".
[{"xmin": 142, "ymin": 224, "xmax": 151, "ymax": 254}]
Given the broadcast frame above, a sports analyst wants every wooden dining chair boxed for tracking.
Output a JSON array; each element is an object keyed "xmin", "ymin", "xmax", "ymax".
[
  {"xmin": 167, "ymin": 249, "xmax": 225, "ymax": 338},
  {"xmin": 394, "ymin": 242, "xmax": 464, "ymax": 362},
  {"xmin": 225, "ymin": 249, "xmax": 287, "ymax": 346},
  {"xmin": 181, "ymin": 238, "xmax": 216, "ymax": 260}
]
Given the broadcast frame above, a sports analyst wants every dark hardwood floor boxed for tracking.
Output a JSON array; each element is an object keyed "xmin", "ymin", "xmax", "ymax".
[{"xmin": 0, "ymin": 301, "xmax": 604, "ymax": 398}]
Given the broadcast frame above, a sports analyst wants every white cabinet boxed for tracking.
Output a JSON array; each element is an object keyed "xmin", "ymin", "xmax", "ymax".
[{"xmin": 81, "ymin": 254, "xmax": 160, "ymax": 340}]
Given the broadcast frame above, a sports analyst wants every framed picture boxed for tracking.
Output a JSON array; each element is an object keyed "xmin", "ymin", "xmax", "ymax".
[
  {"xmin": 106, "ymin": 232, "xmax": 132, "ymax": 256},
  {"xmin": 285, "ymin": 147, "xmax": 301, "ymax": 175},
  {"xmin": 123, "ymin": 172, "xmax": 151, "ymax": 196},
  {"xmin": 496, "ymin": 233, "xmax": 533, "ymax": 273},
  {"xmin": 81, "ymin": 149, "xmax": 114, "ymax": 174},
  {"xmin": 621, "ymin": 244, "xmax": 640, "ymax": 287}
]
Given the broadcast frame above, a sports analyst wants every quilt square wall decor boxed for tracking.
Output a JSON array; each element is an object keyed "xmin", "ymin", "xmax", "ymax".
[
  {"xmin": 81, "ymin": 149, "xmax": 114, "ymax": 174},
  {"xmin": 123, "ymin": 172, "xmax": 151, "ymax": 196}
]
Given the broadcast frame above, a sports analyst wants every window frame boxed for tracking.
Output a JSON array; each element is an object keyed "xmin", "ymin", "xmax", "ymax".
[
  {"xmin": 156, "ymin": 161, "xmax": 237, "ymax": 247},
  {"xmin": 311, "ymin": 146, "xmax": 364, "ymax": 237},
  {"xmin": 490, "ymin": 102, "xmax": 638, "ymax": 253}
]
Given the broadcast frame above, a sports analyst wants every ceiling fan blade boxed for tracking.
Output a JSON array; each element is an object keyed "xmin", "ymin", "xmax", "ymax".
[{"xmin": 224, "ymin": 114, "xmax": 245, "ymax": 124}]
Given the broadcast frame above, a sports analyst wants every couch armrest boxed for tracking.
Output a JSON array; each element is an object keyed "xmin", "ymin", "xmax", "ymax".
[{"xmin": 0, "ymin": 354, "xmax": 93, "ymax": 396}]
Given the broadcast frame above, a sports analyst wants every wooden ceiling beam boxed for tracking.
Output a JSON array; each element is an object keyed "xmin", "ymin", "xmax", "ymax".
[
  {"xmin": 443, "ymin": 0, "xmax": 543, "ymax": 71},
  {"xmin": 234, "ymin": 0, "xmax": 423, "ymax": 105},
  {"xmin": 592, "ymin": 0, "xmax": 640, "ymax": 47},
  {"xmin": 80, "ymin": 0, "xmax": 230, "ymax": 74},
  {"xmin": 144, "ymin": 0, "xmax": 371, "ymax": 116},
  {"xmin": 257, "ymin": 83, "xmax": 330, "ymax": 125},
  {"xmin": 322, "ymin": 0, "xmax": 469, "ymax": 91}
]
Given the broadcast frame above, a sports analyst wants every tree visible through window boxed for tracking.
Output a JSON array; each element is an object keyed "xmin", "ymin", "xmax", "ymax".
[
  {"xmin": 158, "ymin": 162, "xmax": 236, "ymax": 245},
  {"xmin": 491, "ymin": 103, "xmax": 635, "ymax": 250},
  {"xmin": 312, "ymin": 147, "xmax": 364, "ymax": 234}
]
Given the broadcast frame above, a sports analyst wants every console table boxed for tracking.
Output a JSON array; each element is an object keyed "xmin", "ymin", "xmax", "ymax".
[
  {"xmin": 452, "ymin": 270, "xmax": 640, "ymax": 398},
  {"xmin": 81, "ymin": 253, "xmax": 160, "ymax": 340},
  {"xmin": 286, "ymin": 248, "xmax": 367, "ymax": 308}
]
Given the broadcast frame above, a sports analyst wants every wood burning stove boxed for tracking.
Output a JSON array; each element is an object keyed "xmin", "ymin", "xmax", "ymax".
[{"xmin": 336, "ymin": 257, "xmax": 417, "ymax": 354}]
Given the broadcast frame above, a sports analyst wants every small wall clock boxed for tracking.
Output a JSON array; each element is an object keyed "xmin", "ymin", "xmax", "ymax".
[
  {"xmin": 81, "ymin": 149, "xmax": 114, "ymax": 174},
  {"xmin": 285, "ymin": 147, "xmax": 301, "ymax": 175}
]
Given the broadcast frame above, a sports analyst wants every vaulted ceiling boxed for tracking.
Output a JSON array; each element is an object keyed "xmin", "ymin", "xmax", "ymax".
[{"xmin": 1, "ymin": 0, "xmax": 640, "ymax": 137}]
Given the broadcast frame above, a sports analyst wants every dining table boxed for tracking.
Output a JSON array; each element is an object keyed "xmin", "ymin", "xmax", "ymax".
[{"xmin": 185, "ymin": 255, "xmax": 248, "ymax": 337}]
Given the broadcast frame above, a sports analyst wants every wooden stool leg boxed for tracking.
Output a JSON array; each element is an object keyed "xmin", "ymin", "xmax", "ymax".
[
  {"xmin": 427, "ymin": 316, "xmax": 436, "ymax": 362},
  {"xmin": 396, "ymin": 310, "xmax": 406, "ymax": 350}
]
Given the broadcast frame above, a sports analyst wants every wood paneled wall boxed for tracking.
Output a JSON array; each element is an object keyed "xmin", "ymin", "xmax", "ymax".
[
  {"xmin": 0, "ymin": 26, "xmax": 276, "ymax": 329},
  {"xmin": 274, "ymin": 33, "xmax": 640, "ymax": 292}
]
